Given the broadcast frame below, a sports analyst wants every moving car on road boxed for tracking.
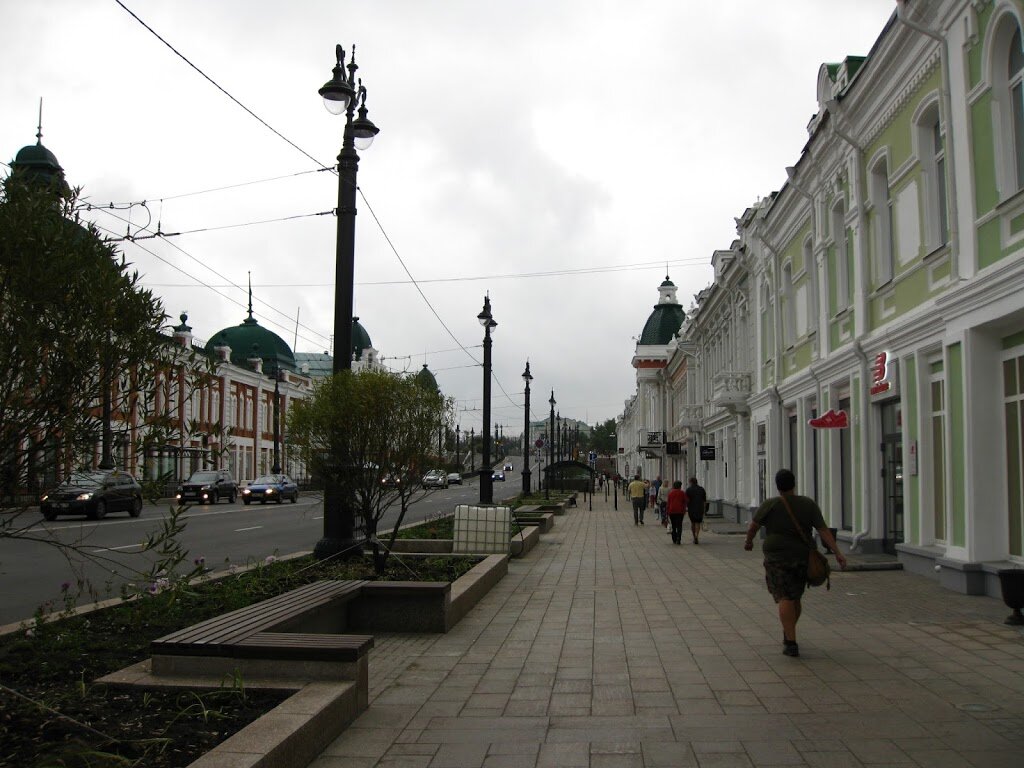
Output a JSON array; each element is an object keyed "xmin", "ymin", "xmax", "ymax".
[
  {"xmin": 242, "ymin": 474, "xmax": 299, "ymax": 504},
  {"xmin": 446, "ymin": 472, "xmax": 463, "ymax": 486},
  {"xmin": 492, "ymin": 471, "xmax": 505, "ymax": 482},
  {"xmin": 422, "ymin": 470, "xmax": 449, "ymax": 489},
  {"xmin": 41, "ymin": 470, "xmax": 143, "ymax": 521},
  {"xmin": 176, "ymin": 469, "xmax": 238, "ymax": 505},
  {"xmin": 503, "ymin": 462, "xmax": 513, "ymax": 471}
]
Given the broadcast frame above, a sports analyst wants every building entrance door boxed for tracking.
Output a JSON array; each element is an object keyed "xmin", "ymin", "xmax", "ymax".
[{"xmin": 880, "ymin": 401, "xmax": 904, "ymax": 554}]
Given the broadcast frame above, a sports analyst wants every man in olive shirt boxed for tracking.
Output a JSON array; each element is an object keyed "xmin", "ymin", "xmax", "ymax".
[
  {"xmin": 627, "ymin": 474, "xmax": 647, "ymax": 526},
  {"xmin": 744, "ymin": 469, "xmax": 846, "ymax": 657}
]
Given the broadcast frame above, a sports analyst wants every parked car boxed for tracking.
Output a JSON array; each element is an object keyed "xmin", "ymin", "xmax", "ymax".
[
  {"xmin": 446, "ymin": 472, "xmax": 463, "ymax": 486},
  {"xmin": 503, "ymin": 462, "xmax": 513, "ymax": 471},
  {"xmin": 492, "ymin": 471, "xmax": 505, "ymax": 482},
  {"xmin": 40, "ymin": 470, "xmax": 143, "ymax": 521},
  {"xmin": 242, "ymin": 474, "xmax": 299, "ymax": 504},
  {"xmin": 176, "ymin": 469, "xmax": 238, "ymax": 505},
  {"xmin": 422, "ymin": 470, "xmax": 448, "ymax": 489}
]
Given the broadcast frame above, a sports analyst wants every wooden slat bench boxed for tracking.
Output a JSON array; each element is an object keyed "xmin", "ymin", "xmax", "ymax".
[{"xmin": 151, "ymin": 580, "xmax": 374, "ymax": 693}]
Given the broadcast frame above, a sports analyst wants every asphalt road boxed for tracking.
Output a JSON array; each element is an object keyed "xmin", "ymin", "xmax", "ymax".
[{"xmin": 0, "ymin": 475, "xmax": 507, "ymax": 627}]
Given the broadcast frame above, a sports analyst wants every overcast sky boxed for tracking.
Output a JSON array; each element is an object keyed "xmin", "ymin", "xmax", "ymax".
[{"xmin": 1, "ymin": 0, "xmax": 896, "ymax": 438}]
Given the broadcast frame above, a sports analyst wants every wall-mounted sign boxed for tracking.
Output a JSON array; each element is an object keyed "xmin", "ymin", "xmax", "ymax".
[
  {"xmin": 808, "ymin": 409, "xmax": 849, "ymax": 429},
  {"xmin": 870, "ymin": 351, "xmax": 894, "ymax": 396},
  {"xmin": 699, "ymin": 445, "xmax": 716, "ymax": 461},
  {"xmin": 666, "ymin": 441, "xmax": 681, "ymax": 455}
]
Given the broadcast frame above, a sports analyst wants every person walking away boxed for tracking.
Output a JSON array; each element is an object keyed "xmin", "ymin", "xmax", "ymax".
[
  {"xmin": 665, "ymin": 480, "xmax": 688, "ymax": 544},
  {"xmin": 648, "ymin": 477, "xmax": 659, "ymax": 515},
  {"xmin": 743, "ymin": 469, "xmax": 847, "ymax": 657},
  {"xmin": 657, "ymin": 481, "xmax": 669, "ymax": 528},
  {"xmin": 685, "ymin": 477, "xmax": 707, "ymax": 544},
  {"xmin": 628, "ymin": 474, "xmax": 647, "ymax": 526}
]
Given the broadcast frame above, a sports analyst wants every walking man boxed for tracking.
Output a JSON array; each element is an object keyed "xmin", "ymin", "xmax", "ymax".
[
  {"xmin": 685, "ymin": 477, "xmax": 707, "ymax": 544},
  {"xmin": 628, "ymin": 474, "xmax": 647, "ymax": 525},
  {"xmin": 743, "ymin": 469, "xmax": 847, "ymax": 657}
]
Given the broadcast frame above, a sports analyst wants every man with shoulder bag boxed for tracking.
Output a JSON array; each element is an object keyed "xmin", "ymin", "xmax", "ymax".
[{"xmin": 743, "ymin": 469, "xmax": 847, "ymax": 658}]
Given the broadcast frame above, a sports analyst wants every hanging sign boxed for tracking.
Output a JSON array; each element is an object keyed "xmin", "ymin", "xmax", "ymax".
[
  {"xmin": 699, "ymin": 445, "xmax": 716, "ymax": 460},
  {"xmin": 870, "ymin": 351, "xmax": 894, "ymax": 396},
  {"xmin": 808, "ymin": 409, "xmax": 849, "ymax": 429}
]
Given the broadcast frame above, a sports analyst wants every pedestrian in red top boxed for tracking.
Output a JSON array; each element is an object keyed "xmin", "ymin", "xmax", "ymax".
[{"xmin": 665, "ymin": 480, "xmax": 688, "ymax": 545}]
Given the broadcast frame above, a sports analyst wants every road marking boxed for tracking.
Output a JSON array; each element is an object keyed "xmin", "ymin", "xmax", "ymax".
[
  {"xmin": 91, "ymin": 544, "xmax": 144, "ymax": 553},
  {"xmin": 235, "ymin": 526, "xmax": 263, "ymax": 532}
]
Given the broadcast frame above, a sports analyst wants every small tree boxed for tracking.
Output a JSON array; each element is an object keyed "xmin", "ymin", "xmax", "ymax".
[{"xmin": 288, "ymin": 368, "xmax": 453, "ymax": 572}]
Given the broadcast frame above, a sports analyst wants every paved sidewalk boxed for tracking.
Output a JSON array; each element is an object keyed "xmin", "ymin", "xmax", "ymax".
[{"xmin": 310, "ymin": 494, "xmax": 1024, "ymax": 768}]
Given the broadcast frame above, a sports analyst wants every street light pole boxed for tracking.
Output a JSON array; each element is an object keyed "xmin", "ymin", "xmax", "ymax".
[
  {"xmin": 470, "ymin": 428, "xmax": 475, "ymax": 472},
  {"xmin": 271, "ymin": 364, "xmax": 282, "ymax": 474},
  {"xmin": 521, "ymin": 362, "xmax": 532, "ymax": 495},
  {"xmin": 314, "ymin": 43, "xmax": 380, "ymax": 561},
  {"xmin": 547, "ymin": 391, "xmax": 555, "ymax": 499},
  {"xmin": 478, "ymin": 295, "xmax": 497, "ymax": 504}
]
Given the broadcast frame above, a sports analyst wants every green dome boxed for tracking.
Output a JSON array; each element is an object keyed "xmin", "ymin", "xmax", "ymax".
[
  {"xmin": 352, "ymin": 317, "xmax": 372, "ymax": 361},
  {"xmin": 206, "ymin": 312, "xmax": 296, "ymax": 373},
  {"xmin": 8, "ymin": 139, "xmax": 70, "ymax": 197},
  {"xmin": 638, "ymin": 275, "xmax": 685, "ymax": 345},
  {"xmin": 415, "ymin": 363, "xmax": 439, "ymax": 392}
]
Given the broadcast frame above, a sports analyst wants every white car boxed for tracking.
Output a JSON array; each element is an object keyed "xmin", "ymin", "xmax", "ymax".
[{"xmin": 422, "ymin": 470, "xmax": 448, "ymax": 489}]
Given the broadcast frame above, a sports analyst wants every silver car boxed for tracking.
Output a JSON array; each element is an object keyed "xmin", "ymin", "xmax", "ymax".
[{"xmin": 422, "ymin": 470, "xmax": 448, "ymax": 489}]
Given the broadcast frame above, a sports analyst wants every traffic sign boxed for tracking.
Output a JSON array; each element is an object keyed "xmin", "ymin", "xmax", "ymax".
[{"xmin": 535, "ymin": 438, "xmax": 545, "ymax": 448}]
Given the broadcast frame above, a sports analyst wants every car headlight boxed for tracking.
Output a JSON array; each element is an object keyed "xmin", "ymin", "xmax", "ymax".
[
  {"xmin": 266, "ymin": 488, "xmax": 276, "ymax": 494},
  {"xmin": 75, "ymin": 492, "xmax": 94, "ymax": 501},
  {"xmin": 40, "ymin": 494, "xmax": 49, "ymax": 502},
  {"xmin": 242, "ymin": 488, "xmax": 251, "ymax": 495}
]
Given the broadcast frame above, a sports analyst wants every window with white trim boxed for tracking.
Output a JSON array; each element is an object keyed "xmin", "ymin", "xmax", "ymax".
[
  {"xmin": 870, "ymin": 156, "xmax": 895, "ymax": 286},
  {"xmin": 803, "ymin": 238, "xmax": 818, "ymax": 333},
  {"xmin": 916, "ymin": 102, "xmax": 949, "ymax": 251},
  {"xmin": 782, "ymin": 263, "xmax": 795, "ymax": 347},
  {"xmin": 1011, "ymin": 26, "xmax": 1024, "ymax": 191},
  {"xmin": 929, "ymin": 361, "xmax": 947, "ymax": 542},
  {"xmin": 830, "ymin": 200, "xmax": 851, "ymax": 311}
]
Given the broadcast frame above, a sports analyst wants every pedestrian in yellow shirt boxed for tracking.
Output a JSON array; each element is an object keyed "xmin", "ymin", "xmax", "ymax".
[{"xmin": 627, "ymin": 475, "xmax": 647, "ymax": 525}]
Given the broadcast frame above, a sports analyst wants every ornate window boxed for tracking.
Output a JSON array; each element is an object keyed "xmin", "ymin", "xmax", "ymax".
[{"xmin": 870, "ymin": 155, "xmax": 895, "ymax": 286}]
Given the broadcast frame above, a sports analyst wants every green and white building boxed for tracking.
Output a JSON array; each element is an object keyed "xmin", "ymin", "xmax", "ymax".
[{"xmin": 621, "ymin": 0, "xmax": 1024, "ymax": 595}]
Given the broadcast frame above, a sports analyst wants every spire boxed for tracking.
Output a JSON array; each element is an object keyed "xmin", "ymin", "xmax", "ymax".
[
  {"xmin": 243, "ymin": 271, "xmax": 258, "ymax": 325},
  {"xmin": 36, "ymin": 98, "xmax": 43, "ymax": 145}
]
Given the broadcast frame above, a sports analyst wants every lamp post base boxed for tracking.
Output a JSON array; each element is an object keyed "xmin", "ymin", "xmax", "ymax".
[{"xmin": 313, "ymin": 536, "xmax": 362, "ymax": 561}]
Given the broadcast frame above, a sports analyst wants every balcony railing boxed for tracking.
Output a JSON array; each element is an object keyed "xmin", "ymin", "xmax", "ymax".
[{"xmin": 711, "ymin": 371, "xmax": 752, "ymax": 412}]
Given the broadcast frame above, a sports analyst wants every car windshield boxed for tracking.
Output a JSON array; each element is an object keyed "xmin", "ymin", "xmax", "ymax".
[
  {"xmin": 188, "ymin": 471, "xmax": 219, "ymax": 483},
  {"xmin": 64, "ymin": 471, "xmax": 109, "ymax": 487},
  {"xmin": 252, "ymin": 475, "xmax": 285, "ymax": 484}
]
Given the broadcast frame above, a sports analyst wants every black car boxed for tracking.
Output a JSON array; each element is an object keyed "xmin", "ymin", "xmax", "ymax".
[
  {"xmin": 492, "ymin": 471, "xmax": 505, "ymax": 482},
  {"xmin": 242, "ymin": 474, "xmax": 299, "ymax": 504},
  {"xmin": 176, "ymin": 469, "xmax": 239, "ymax": 505},
  {"xmin": 40, "ymin": 470, "xmax": 143, "ymax": 521}
]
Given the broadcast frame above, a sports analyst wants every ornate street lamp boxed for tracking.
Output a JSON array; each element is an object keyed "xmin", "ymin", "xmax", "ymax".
[
  {"xmin": 470, "ymin": 427, "xmax": 475, "ymax": 472},
  {"xmin": 315, "ymin": 43, "xmax": 380, "ymax": 560},
  {"xmin": 521, "ymin": 362, "xmax": 532, "ymax": 494},
  {"xmin": 556, "ymin": 412, "xmax": 562, "ymax": 463},
  {"xmin": 547, "ymin": 390, "xmax": 556, "ymax": 499},
  {"xmin": 478, "ymin": 295, "xmax": 497, "ymax": 503}
]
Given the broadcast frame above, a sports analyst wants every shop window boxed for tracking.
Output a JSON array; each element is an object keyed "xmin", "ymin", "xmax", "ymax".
[
  {"xmin": 839, "ymin": 396, "xmax": 853, "ymax": 530},
  {"xmin": 930, "ymin": 369, "xmax": 947, "ymax": 542},
  {"xmin": 1004, "ymin": 352, "xmax": 1024, "ymax": 557}
]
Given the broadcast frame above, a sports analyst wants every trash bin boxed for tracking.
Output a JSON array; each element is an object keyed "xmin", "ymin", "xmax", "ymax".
[{"xmin": 997, "ymin": 569, "xmax": 1024, "ymax": 626}]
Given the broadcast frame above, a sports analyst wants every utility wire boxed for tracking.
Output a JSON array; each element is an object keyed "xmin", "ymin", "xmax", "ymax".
[
  {"xmin": 98, "ymin": 208, "xmax": 334, "ymax": 242},
  {"xmin": 113, "ymin": 0, "xmax": 331, "ymax": 173},
  {"xmin": 89, "ymin": 207, "xmax": 332, "ymax": 348}
]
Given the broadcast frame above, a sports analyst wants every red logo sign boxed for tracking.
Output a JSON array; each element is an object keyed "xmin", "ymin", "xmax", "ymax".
[
  {"xmin": 808, "ymin": 409, "xmax": 849, "ymax": 429},
  {"xmin": 870, "ymin": 352, "xmax": 891, "ymax": 396}
]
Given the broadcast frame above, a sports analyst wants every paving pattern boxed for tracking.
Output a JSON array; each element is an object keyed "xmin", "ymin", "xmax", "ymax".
[{"xmin": 309, "ymin": 495, "xmax": 1024, "ymax": 768}]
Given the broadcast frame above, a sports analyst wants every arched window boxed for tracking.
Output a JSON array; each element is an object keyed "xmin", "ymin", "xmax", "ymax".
[
  {"xmin": 1010, "ymin": 26, "xmax": 1024, "ymax": 189},
  {"xmin": 782, "ymin": 263, "xmax": 796, "ymax": 347},
  {"xmin": 804, "ymin": 238, "xmax": 818, "ymax": 334},
  {"xmin": 915, "ymin": 98, "xmax": 948, "ymax": 251},
  {"xmin": 870, "ymin": 155, "xmax": 895, "ymax": 286}
]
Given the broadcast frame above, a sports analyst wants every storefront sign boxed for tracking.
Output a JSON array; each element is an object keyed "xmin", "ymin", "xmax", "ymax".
[
  {"xmin": 699, "ymin": 445, "xmax": 716, "ymax": 460},
  {"xmin": 808, "ymin": 409, "xmax": 849, "ymax": 429},
  {"xmin": 870, "ymin": 351, "xmax": 894, "ymax": 396}
]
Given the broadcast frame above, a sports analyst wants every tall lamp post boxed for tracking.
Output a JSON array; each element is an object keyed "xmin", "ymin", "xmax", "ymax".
[
  {"xmin": 547, "ymin": 391, "xmax": 556, "ymax": 499},
  {"xmin": 470, "ymin": 428, "xmax": 475, "ymax": 472},
  {"xmin": 270, "ymin": 363, "xmax": 282, "ymax": 474},
  {"xmin": 456, "ymin": 427, "xmax": 461, "ymax": 471},
  {"xmin": 314, "ymin": 43, "xmax": 380, "ymax": 560},
  {"xmin": 478, "ymin": 295, "xmax": 497, "ymax": 504},
  {"xmin": 556, "ymin": 412, "xmax": 562, "ymax": 462},
  {"xmin": 521, "ymin": 362, "xmax": 532, "ymax": 494}
]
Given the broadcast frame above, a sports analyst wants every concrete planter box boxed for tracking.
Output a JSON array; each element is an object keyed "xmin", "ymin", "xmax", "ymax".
[
  {"xmin": 515, "ymin": 512, "xmax": 554, "ymax": 533},
  {"xmin": 387, "ymin": 538, "xmax": 454, "ymax": 554},
  {"xmin": 509, "ymin": 525, "xmax": 540, "ymax": 558},
  {"xmin": 101, "ymin": 553, "xmax": 511, "ymax": 768}
]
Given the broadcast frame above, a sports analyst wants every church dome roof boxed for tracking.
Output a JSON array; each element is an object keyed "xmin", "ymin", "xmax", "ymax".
[
  {"xmin": 9, "ymin": 138, "xmax": 70, "ymax": 197},
  {"xmin": 206, "ymin": 311, "xmax": 296, "ymax": 372},
  {"xmin": 638, "ymin": 275, "xmax": 685, "ymax": 345},
  {"xmin": 352, "ymin": 317, "xmax": 372, "ymax": 361},
  {"xmin": 415, "ymin": 363, "xmax": 439, "ymax": 392}
]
